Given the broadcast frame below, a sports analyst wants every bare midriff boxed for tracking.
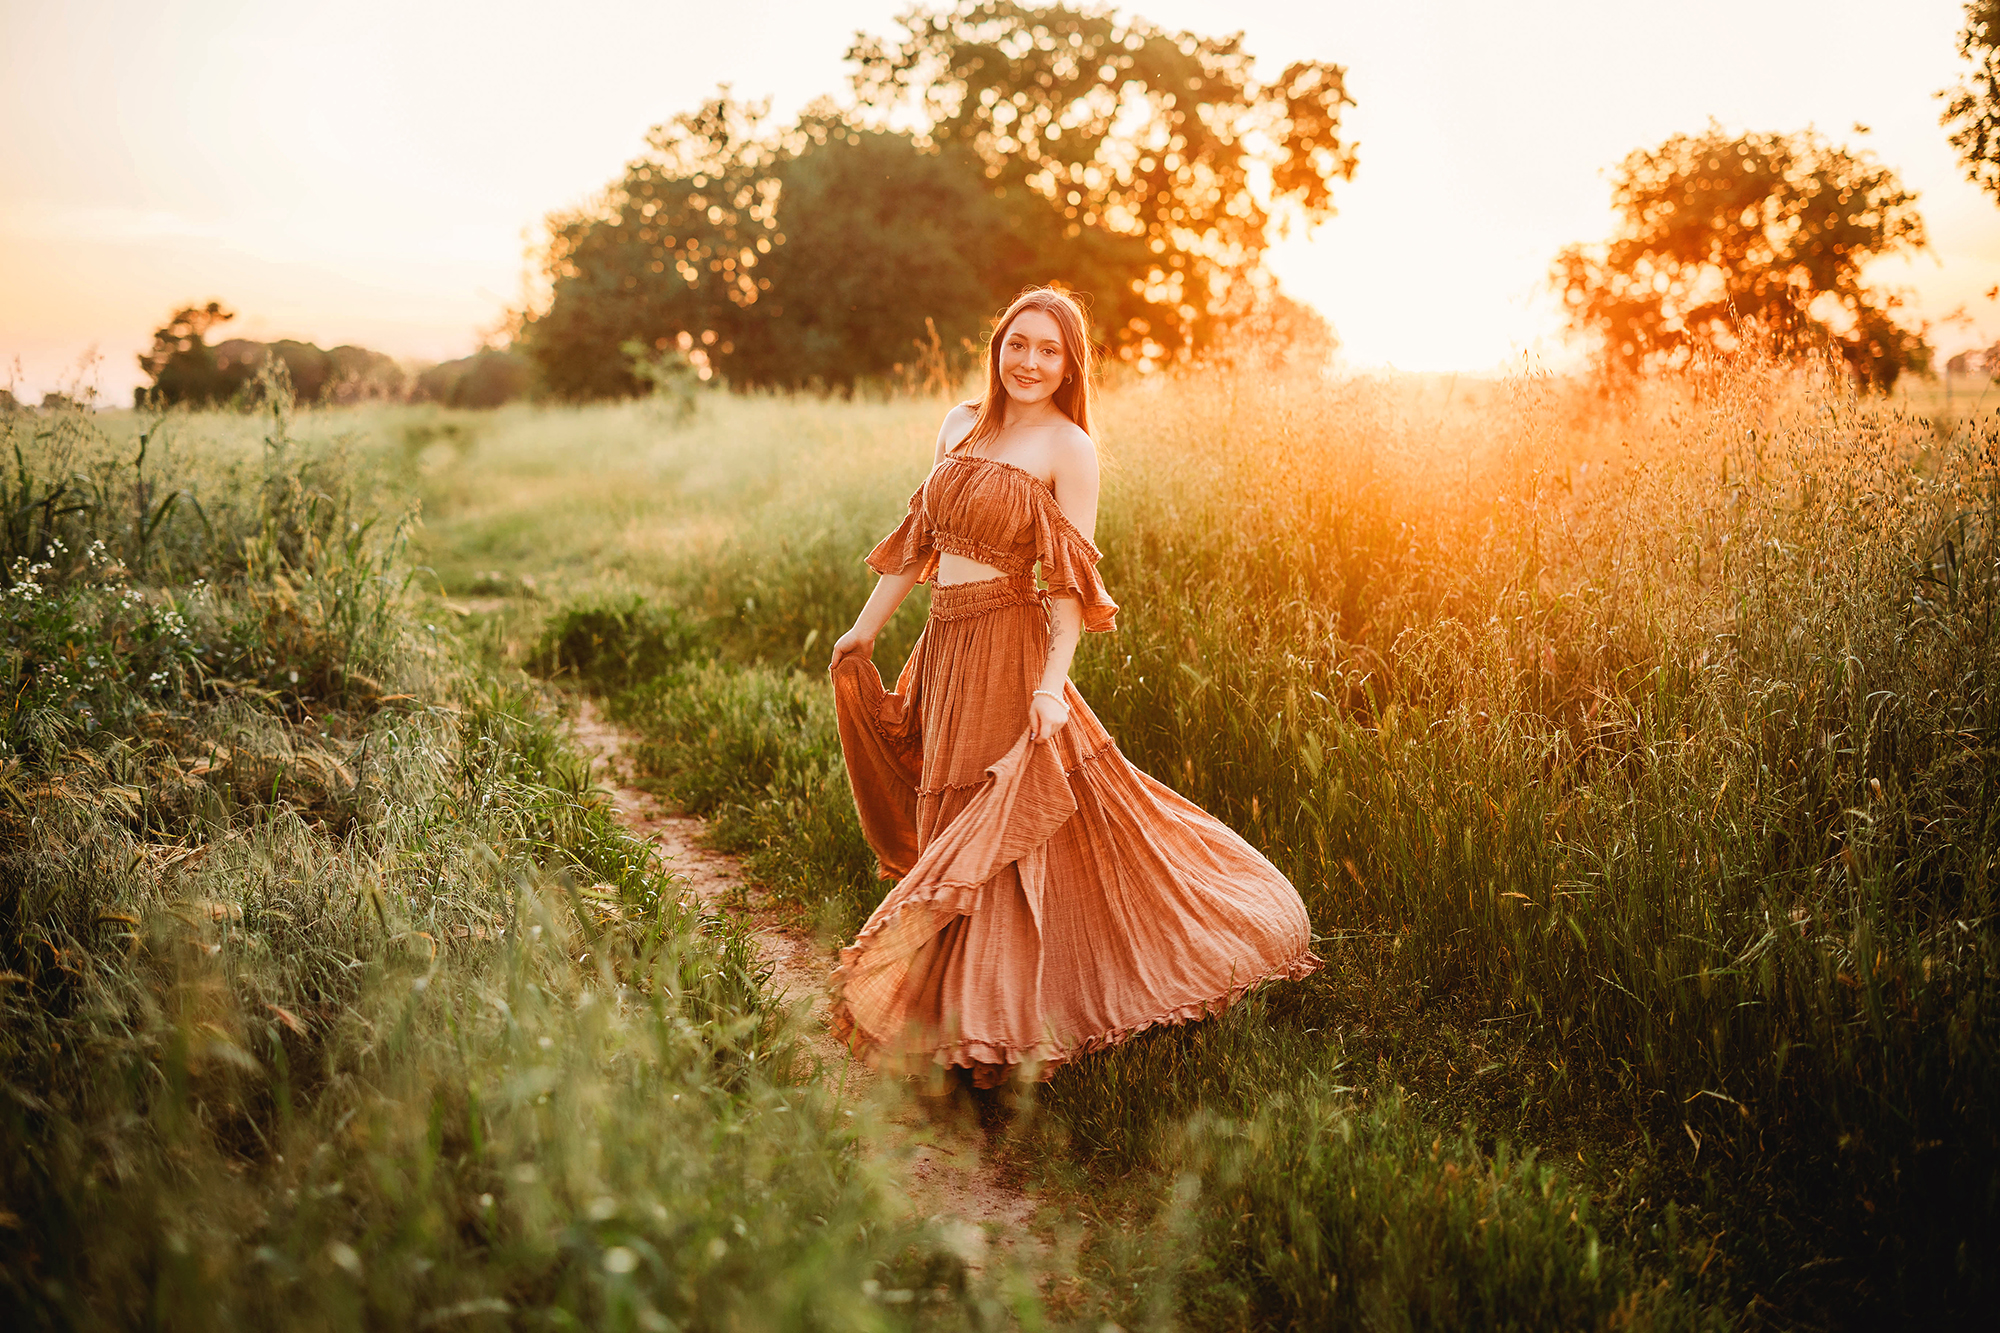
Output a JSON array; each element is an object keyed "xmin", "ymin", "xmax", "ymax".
[{"xmin": 936, "ymin": 552, "xmax": 1010, "ymax": 586}]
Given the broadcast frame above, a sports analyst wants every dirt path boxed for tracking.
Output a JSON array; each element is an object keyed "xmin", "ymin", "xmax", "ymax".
[{"xmin": 570, "ymin": 698, "xmax": 1052, "ymax": 1274}]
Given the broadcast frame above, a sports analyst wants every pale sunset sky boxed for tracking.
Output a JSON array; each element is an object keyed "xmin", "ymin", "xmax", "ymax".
[{"xmin": 3, "ymin": 0, "xmax": 1996, "ymax": 403}]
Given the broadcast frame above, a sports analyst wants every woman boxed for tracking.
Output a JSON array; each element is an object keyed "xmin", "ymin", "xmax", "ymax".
[{"xmin": 827, "ymin": 286, "xmax": 1318, "ymax": 1088}]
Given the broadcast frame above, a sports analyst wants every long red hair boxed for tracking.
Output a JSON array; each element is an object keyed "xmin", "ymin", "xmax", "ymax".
[{"xmin": 951, "ymin": 286, "xmax": 1095, "ymax": 453}]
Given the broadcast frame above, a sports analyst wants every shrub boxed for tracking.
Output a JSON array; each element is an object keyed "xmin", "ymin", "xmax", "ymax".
[
  {"xmin": 1179, "ymin": 1093, "xmax": 1713, "ymax": 1331},
  {"xmin": 532, "ymin": 596, "xmax": 704, "ymax": 693}
]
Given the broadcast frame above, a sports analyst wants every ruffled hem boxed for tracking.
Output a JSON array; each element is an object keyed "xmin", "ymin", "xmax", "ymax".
[
  {"xmin": 830, "ymin": 943, "xmax": 1323, "ymax": 1087},
  {"xmin": 1029, "ymin": 493, "xmax": 1118, "ymax": 633},
  {"xmin": 1062, "ymin": 946, "xmax": 1323, "ymax": 1061},
  {"xmin": 828, "ymin": 1001, "xmax": 1058, "ymax": 1088},
  {"xmin": 864, "ymin": 483, "xmax": 937, "ymax": 579},
  {"xmin": 832, "ymin": 873, "xmax": 987, "ymax": 958},
  {"xmin": 933, "ymin": 530, "xmax": 1033, "ymax": 576}
]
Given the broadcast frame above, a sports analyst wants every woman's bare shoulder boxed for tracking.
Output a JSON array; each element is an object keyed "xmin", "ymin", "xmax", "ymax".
[
  {"xmin": 1048, "ymin": 421, "xmax": 1099, "ymax": 470},
  {"xmin": 935, "ymin": 401, "xmax": 979, "ymax": 454}
]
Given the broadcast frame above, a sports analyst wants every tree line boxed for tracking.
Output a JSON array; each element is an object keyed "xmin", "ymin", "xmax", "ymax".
[
  {"xmin": 519, "ymin": 0, "xmax": 2000, "ymax": 399},
  {"xmin": 131, "ymin": 301, "xmax": 533, "ymax": 409},
  {"xmin": 124, "ymin": 1, "xmax": 2000, "ymax": 409}
]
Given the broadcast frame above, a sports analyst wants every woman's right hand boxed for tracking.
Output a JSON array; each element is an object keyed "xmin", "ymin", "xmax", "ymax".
[{"xmin": 828, "ymin": 625, "xmax": 876, "ymax": 672}]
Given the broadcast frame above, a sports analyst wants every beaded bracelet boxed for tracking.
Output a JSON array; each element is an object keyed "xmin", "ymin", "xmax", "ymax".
[{"xmin": 1031, "ymin": 688, "xmax": 1070, "ymax": 714}]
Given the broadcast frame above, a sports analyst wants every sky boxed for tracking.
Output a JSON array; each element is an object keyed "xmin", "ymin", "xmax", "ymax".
[{"xmin": 3, "ymin": 0, "xmax": 1996, "ymax": 403}]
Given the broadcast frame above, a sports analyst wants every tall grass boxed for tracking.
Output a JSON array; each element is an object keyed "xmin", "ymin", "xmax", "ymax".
[
  {"xmin": 1057, "ymin": 360, "xmax": 1999, "ymax": 1322},
  {"xmin": 0, "ymin": 401, "xmax": 1014, "ymax": 1329},
  {"xmin": 505, "ymin": 356, "xmax": 1998, "ymax": 1325},
  {"xmin": 550, "ymin": 652, "xmax": 1712, "ymax": 1329}
]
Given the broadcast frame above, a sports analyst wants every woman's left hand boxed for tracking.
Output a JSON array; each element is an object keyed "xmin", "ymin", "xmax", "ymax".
[{"xmin": 1027, "ymin": 691, "xmax": 1070, "ymax": 742}]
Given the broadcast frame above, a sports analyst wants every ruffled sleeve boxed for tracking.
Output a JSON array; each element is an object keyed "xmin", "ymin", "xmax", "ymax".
[
  {"xmin": 1033, "ymin": 493, "xmax": 1118, "ymax": 633},
  {"xmin": 865, "ymin": 484, "xmax": 939, "ymax": 583}
]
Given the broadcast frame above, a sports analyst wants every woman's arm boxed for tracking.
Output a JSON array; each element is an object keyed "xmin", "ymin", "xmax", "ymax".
[
  {"xmin": 1026, "ymin": 427, "xmax": 1101, "ymax": 741},
  {"xmin": 829, "ymin": 405, "xmax": 972, "ymax": 672},
  {"xmin": 1046, "ymin": 426, "xmax": 1101, "ymax": 542},
  {"xmin": 829, "ymin": 567, "xmax": 920, "ymax": 670},
  {"xmin": 1028, "ymin": 595, "xmax": 1083, "ymax": 740}
]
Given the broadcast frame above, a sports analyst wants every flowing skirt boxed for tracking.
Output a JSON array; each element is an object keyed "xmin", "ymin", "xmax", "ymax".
[{"xmin": 829, "ymin": 574, "xmax": 1319, "ymax": 1086}]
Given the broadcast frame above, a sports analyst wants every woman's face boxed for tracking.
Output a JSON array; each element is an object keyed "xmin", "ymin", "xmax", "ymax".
[{"xmin": 997, "ymin": 308, "xmax": 1068, "ymax": 408}]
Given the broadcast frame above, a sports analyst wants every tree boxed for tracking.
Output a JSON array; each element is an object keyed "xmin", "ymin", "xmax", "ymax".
[
  {"xmin": 523, "ymin": 101, "xmax": 1032, "ymax": 398},
  {"xmin": 411, "ymin": 349, "xmax": 534, "ymax": 408},
  {"xmin": 138, "ymin": 301, "xmax": 237, "ymax": 406},
  {"xmin": 322, "ymin": 345, "xmax": 408, "ymax": 403},
  {"xmin": 519, "ymin": 3, "xmax": 1358, "ymax": 397},
  {"xmin": 849, "ymin": 1, "xmax": 1356, "ymax": 358},
  {"xmin": 1947, "ymin": 340, "xmax": 2000, "ymax": 382},
  {"xmin": 139, "ymin": 304, "xmax": 410, "ymax": 407},
  {"xmin": 1553, "ymin": 124, "xmax": 1931, "ymax": 390},
  {"xmin": 1943, "ymin": 2, "xmax": 2000, "ymax": 204}
]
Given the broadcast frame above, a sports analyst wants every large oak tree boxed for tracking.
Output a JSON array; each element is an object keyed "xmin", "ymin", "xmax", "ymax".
[
  {"xmin": 524, "ymin": 102, "xmax": 1031, "ymax": 398},
  {"xmin": 847, "ymin": 1, "xmax": 1355, "ymax": 357},
  {"xmin": 519, "ymin": 2, "xmax": 1354, "ymax": 398},
  {"xmin": 1554, "ymin": 124, "xmax": 1930, "ymax": 390},
  {"xmin": 138, "ymin": 302, "xmax": 237, "ymax": 406}
]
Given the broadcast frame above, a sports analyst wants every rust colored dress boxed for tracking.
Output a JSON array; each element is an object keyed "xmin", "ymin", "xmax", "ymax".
[{"xmin": 829, "ymin": 453, "xmax": 1319, "ymax": 1085}]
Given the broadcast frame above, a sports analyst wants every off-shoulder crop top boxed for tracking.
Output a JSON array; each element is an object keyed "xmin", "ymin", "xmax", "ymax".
[{"xmin": 865, "ymin": 454, "xmax": 1119, "ymax": 633}]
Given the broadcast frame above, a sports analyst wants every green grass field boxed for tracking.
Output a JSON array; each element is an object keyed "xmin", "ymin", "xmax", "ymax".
[
  {"xmin": 5, "ymin": 356, "xmax": 1996, "ymax": 1329},
  {"xmin": 0, "ymin": 398, "xmax": 1038, "ymax": 1330}
]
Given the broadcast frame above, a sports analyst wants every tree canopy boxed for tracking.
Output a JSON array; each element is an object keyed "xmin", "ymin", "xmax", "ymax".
[
  {"xmin": 523, "ymin": 104, "xmax": 1028, "ymax": 398},
  {"xmin": 1553, "ymin": 124, "xmax": 1931, "ymax": 390},
  {"xmin": 519, "ymin": 2, "xmax": 1354, "ymax": 398},
  {"xmin": 1943, "ymin": 2, "xmax": 2000, "ymax": 204},
  {"xmin": 848, "ymin": 1, "xmax": 1355, "ymax": 354}
]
